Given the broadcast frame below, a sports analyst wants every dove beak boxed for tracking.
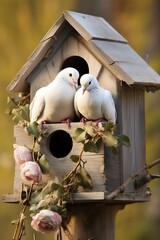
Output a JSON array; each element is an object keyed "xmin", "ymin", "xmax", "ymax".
[
  {"xmin": 82, "ymin": 88, "xmax": 86, "ymax": 94},
  {"xmin": 72, "ymin": 80, "xmax": 78, "ymax": 89}
]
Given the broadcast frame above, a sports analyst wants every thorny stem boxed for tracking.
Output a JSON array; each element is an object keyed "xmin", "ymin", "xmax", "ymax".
[
  {"xmin": 12, "ymin": 183, "xmax": 34, "ymax": 240},
  {"xmin": 106, "ymin": 158, "xmax": 160, "ymax": 200},
  {"xmin": 62, "ymin": 148, "xmax": 84, "ymax": 183}
]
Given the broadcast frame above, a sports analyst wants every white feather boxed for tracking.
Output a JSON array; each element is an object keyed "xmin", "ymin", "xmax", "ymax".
[
  {"xmin": 30, "ymin": 67, "xmax": 79, "ymax": 123},
  {"xmin": 74, "ymin": 74, "xmax": 116, "ymax": 123}
]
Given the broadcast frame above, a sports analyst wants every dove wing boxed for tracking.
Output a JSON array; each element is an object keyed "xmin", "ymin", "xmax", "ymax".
[
  {"xmin": 30, "ymin": 92, "xmax": 45, "ymax": 123},
  {"xmin": 101, "ymin": 89, "xmax": 116, "ymax": 123},
  {"xmin": 74, "ymin": 90, "xmax": 81, "ymax": 118}
]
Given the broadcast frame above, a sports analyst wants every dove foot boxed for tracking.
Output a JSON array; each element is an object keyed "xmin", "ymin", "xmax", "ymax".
[
  {"xmin": 62, "ymin": 118, "xmax": 72, "ymax": 128},
  {"xmin": 80, "ymin": 117, "xmax": 88, "ymax": 125},
  {"xmin": 94, "ymin": 118, "xmax": 106, "ymax": 128},
  {"xmin": 39, "ymin": 120, "xmax": 47, "ymax": 129}
]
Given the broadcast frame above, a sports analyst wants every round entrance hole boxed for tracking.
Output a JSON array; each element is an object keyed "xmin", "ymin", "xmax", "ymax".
[
  {"xmin": 48, "ymin": 130, "xmax": 73, "ymax": 158},
  {"xmin": 61, "ymin": 56, "xmax": 89, "ymax": 85}
]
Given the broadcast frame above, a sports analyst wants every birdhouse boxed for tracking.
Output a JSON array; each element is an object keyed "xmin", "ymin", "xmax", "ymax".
[{"xmin": 4, "ymin": 11, "xmax": 160, "ymax": 204}]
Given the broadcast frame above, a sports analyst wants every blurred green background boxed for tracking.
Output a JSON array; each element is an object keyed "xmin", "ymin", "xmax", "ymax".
[{"xmin": 0, "ymin": 0, "xmax": 160, "ymax": 239}]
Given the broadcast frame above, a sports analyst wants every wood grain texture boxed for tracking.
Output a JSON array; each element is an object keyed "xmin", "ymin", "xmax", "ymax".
[
  {"xmin": 98, "ymin": 68, "xmax": 121, "ymax": 191},
  {"xmin": 119, "ymin": 83, "xmax": 146, "ymax": 193},
  {"xmin": 63, "ymin": 11, "xmax": 127, "ymax": 42},
  {"xmin": 30, "ymin": 34, "xmax": 102, "ymax": 99},
  {"xmin": 7, "ymin": 11, "xmax": 160, "ymax": 93},
  {"xmin": 53, "ymin": 204, "xmax": 122, "ymax": 240},
  {"xmin": 92, "ymin": 39, "xmax": 160, "ymax": 86},
  {"xmin": 40, "ymin": 123, "xmax": 105, "ymax": 192}
]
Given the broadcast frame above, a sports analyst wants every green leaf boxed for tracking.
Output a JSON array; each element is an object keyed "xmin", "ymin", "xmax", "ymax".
[
  {"xmin": 78, "ymin": 167, "xmax": 93, "ymax": 190},
  {"xmin": 30, "ymin": 188, "xmax": 43, "ymax": 204},
  {"xmin": 103, "ymin": 121, "xmax": 115, "ymax": 131},
  {"xmin": 102, "ymin": 131, "xmax": 118, "ymax": 147},
  {"xmin": 41, "ymin": 179, "xmax": 60, "ymax": 197},
  {"xmin": 72, "ymin": 128, "xmax": 85, "ymax": 140},
  {"xmin": 57, "ymin": 186, "xmax": 65, "ymax": 197},
  {"xmin": 6, "ymin": 96, "xmax": 17, "ymax": 114},
  {"xmin": 93, "ymin": 135, "xmax": 101, "ymax": 144},
  {"xmin": 70, "ymin": 155, "xmax": 79, "ymax": 163},
  {"xmin": 19, "ymin": 104, "xmax": 30, "ymax": 122},
  {"xmin": 76, "ymin": 171, "xmax": 83, "ymax": 185},
  {"xmin": 38, "ymin": 154, "xmax": 49, "ymax": 174},
  {"xmin": 85, "ymin": 125, "xmax": 96, "ymax": 137},
  {"xmin": 12, "ymin": 108, "xmax": 24, "ymax": 124},
  {"xmin": 117, "ymin": 134, "xmax": 131, "ymax": 147},
  {"xmin": 26, "ymin": 121, "xmax": 40, "ymax": 138},
  {"xmin": 30, "ymin": 178, "xmax": 60, "ymax": 204},
  {"xmin": 76, "ymin": 130, "xmax": 87, "ymax": 143},
  {"xmin": 84, "ymin": 140, "xmax": 98, "ymax": 153}
]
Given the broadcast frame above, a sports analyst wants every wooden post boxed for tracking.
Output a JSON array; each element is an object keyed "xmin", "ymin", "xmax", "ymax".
[{"xmin": 55, "ymin": 204, "xmax": 123, "ymax": 240}]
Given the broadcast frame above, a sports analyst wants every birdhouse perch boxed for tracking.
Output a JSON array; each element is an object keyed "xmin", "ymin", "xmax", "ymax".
[{"xmin": 4, "ymin": 11, "xmax": 160, "ymax": 206}]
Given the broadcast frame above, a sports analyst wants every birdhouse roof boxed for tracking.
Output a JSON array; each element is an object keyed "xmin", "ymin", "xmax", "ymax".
[{"xmin": 8, "ymin": 10, "xmax": 160, "ymax": 92}]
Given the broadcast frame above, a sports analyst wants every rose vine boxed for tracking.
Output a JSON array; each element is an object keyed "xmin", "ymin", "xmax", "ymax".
[{"xmin": 7, "ymin": 93, "xmax": 130, "ymax": 239}]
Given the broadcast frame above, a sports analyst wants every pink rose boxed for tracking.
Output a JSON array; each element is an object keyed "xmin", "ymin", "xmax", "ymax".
[
  {"xmin": 31, "ymin": 210, "xmax": 62, "ymax": 233},
  {"xmin": 20, "ymin": 162, "xmax": 42, "ymax": 185},
  {"xmin": 13, "ymin": 144, "xmax": 32, "ymax": 165}
]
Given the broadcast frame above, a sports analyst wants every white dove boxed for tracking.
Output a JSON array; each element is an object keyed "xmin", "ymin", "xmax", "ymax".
[
  {"xmin": 30, "ymin": 67, "xmax": 79, "ymax": 125},
  {"xmin": 74, "ymin": 73, "xmax": 116, "ymax": 124}
]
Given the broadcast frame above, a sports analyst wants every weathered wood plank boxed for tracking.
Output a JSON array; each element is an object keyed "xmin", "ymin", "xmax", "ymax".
[
  {"xmin": 55, "ymin": 204, "xmax": 122, "ymax": 240},
  {"xmin": 63, "ymin": 11, "xmax": 127, "ymax": 43},
  {"xmin": 119, "ymin": 84, "xmax": 146, "ymax": 192},
  {"xmin": 8, "ymin": 21, "xmax": 73, "ymax": 93},
  {"xmin": 30, "ymin": 34, "xmax": 102, "ymax": 98},
  {"xmin": 61, "ymin": 35, "xmax": 102, "ymax": 77},
  {"xmin": 13, "ymin": 123, "xmax": 106, "ymax": 197},
  {"xmin": 98, "ymin": 67, "xmax": 118, "ymax": 100},
  {"xmin": 2, "ymin": 191, "xmax": 150, "ymax": 203},
  {"xmin": 92, "ymin": 40, "xmax": 160, "ymax": 85},
  {"xmin": 98, "ymin": 68, "xmax": 121, "ymax": 191},
  {"xmin": 41, "ymin": 123, "xmax": 105, "ymax": 192}
]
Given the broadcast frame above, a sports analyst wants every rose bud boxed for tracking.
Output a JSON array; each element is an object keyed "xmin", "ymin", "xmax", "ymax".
[
  {"xmin": 31, "ymin": 209, "xmax": 62, "ymax": 233},
  {"xmin": 13, "ymin": 144, "xmax": 32, "ymax": 165},
  {"xmin": 20, "ymin": 161, "xmax": 42, "ymax": 185}
]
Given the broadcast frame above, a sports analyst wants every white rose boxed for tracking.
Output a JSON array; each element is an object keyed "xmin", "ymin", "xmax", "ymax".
[
  {"xmin": 20, "ymin": 161, "xmax": 42, "ymax": 185},
  {"xmin": 31, "ymin": 209, "xmax": 62, "ymax": 233},
  {"xmin": 13, "ymin": 144, "xmax": 32, "ymax": 165}
]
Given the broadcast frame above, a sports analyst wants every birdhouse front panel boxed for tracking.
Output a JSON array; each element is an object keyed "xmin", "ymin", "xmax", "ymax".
[
  {"xmin": 28, "ymin": 33, "xmax": 102, "ymax": 100},
  {"xmin": 12, "ymin": 123, "xmax": 106, "ymax": 202}
]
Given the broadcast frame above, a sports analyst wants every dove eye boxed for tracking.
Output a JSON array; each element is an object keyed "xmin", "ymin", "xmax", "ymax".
[
  {"xmin": 89, "ymin": 81, "xmax": 91, "ymax": 85},
  {"xmin": 69, "ymin": 73, "xmax": 72, "ymax": 77}
]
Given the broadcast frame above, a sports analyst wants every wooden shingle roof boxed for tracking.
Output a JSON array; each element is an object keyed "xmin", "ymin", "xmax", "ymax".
[{"xmin": 8, "ymin": 10, "xmax": 160, "ymax": 92}]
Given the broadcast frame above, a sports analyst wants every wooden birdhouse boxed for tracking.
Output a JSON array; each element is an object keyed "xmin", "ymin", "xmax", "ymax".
[{"xmin": 4, "ymin": 11, "xmax": 160, "ymax": 204}]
